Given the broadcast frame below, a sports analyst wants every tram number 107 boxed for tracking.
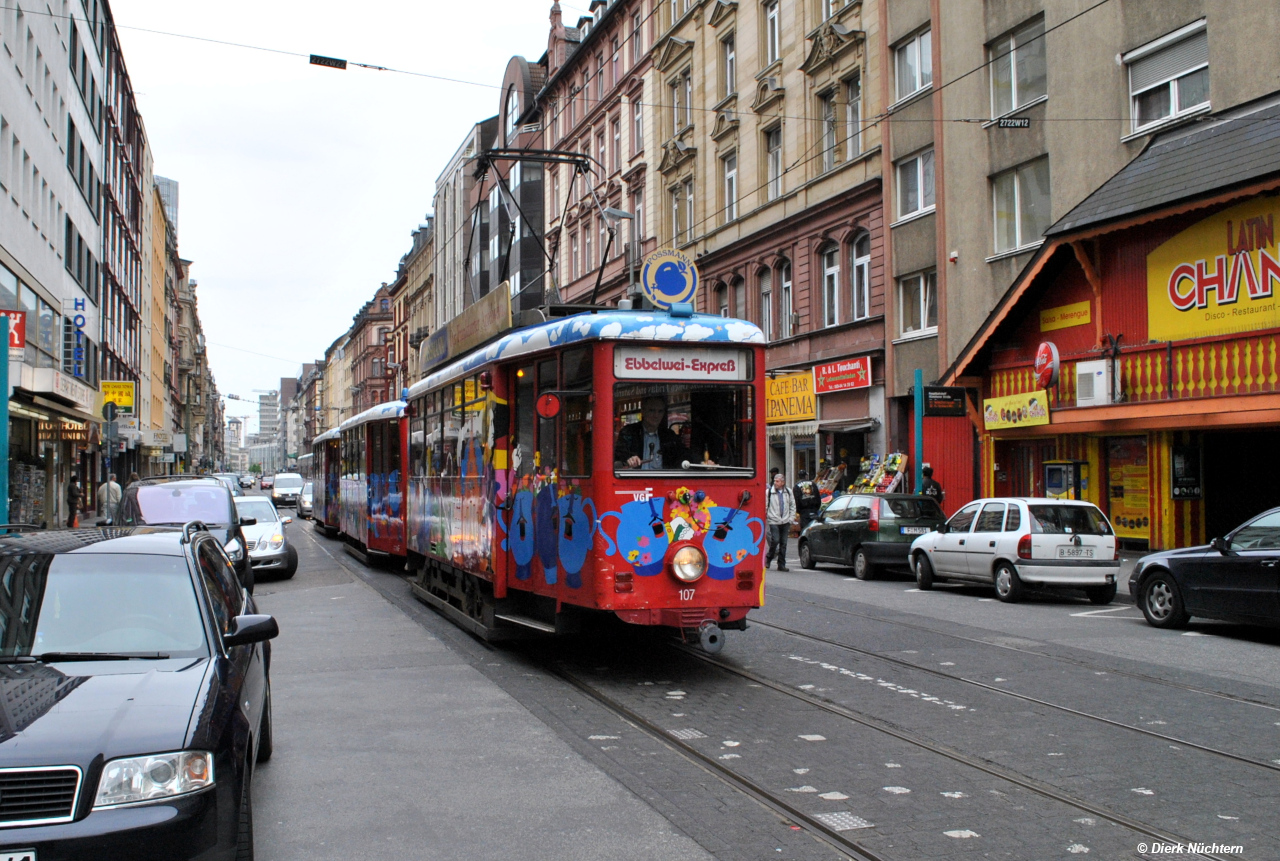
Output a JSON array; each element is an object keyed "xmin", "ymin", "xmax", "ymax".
[{"xmin": 679, "ymin": 588, "xmax": 696, "ymax": 601}]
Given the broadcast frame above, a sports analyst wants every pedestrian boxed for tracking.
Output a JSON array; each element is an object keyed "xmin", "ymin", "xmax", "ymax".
[
  {"xmin": 65, "ymin": 474, "xmax": 83, "ymax": 528},
  {"xmin": 920, "ymin": 465, "xmax": 943, "ymax": 503},
  {"xmin": 97, "ymin": 473, "xmax": 122, "ymax": 523},
  {"xmin": 793, "ymin": 470, "xmax": 822, "ymax": 534},
  {"xmin": 768, "ymin": 466, "xmax": 780, "ymax": 488},
  {"xmin": 126, "ymin": 471, "xmax": 141, "ymax": 488},
  {"xmin": 764, "ymin": 472, "xmax": 796, "ymax": 572}
]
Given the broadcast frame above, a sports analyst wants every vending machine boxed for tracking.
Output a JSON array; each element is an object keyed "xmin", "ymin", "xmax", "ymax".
[{"xmin": 1044, "ymin": 460, "xmax": 1087, "ymax": 500}]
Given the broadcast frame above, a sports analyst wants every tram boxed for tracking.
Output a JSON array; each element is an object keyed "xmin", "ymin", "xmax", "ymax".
[
  {"xmin": 309, "ymin": 427, "xmax": 341, "ymax": 535},
  {"xmin": 295, "ymin": 452, "xmax": 314, "ymax": 481},
  {"xmin": 337, "ymin": 400, "xmax": 408, "ymax": 558},
  {"xmin": 403, "ymin": 307, "xmax": 766, "ymax": 652}
]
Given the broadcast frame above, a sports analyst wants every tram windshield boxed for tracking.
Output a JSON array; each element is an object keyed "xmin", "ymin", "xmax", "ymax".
[{"xmin": 613, "ymin": 383, "xmax": 754, "ymax": 474}]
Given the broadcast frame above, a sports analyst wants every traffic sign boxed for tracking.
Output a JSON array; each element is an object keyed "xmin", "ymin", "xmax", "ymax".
[{"xmin": 102, "ymin": 400, "xmax": 118, "ymax": 422}]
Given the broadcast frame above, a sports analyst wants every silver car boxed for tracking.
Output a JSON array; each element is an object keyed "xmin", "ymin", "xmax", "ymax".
[
  {"xmin": 234, "ymin": 496, "xmax": 298, "ymax": 579},
  {"xmin": 298, "ymin": 481, "xmax": 314, "ymax": 519},
  {"xmin": 909, "ymin": 497, "xmax": 1120, "ymax": 604}
]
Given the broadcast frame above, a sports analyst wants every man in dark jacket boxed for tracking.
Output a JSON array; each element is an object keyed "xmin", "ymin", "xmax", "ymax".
[
  {"xmin": 614, "ymin": 396, "xmax": 692, "ymax": 469},
  {"xmin": 920, "ymin": 466, "xmax": 943, "ymax": 502},
  {"xmin": 66, "ymin": 474, "xmax": 83, "ymax": 528},
  {"xmin": 793, "ymin": 471, "xmax": 822, "ymax": 533}
]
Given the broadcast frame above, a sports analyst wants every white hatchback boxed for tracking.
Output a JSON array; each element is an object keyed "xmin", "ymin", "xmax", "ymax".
[{"xmin": 909, "ymin": 498, "xmax": 1120, "ymax": 604}]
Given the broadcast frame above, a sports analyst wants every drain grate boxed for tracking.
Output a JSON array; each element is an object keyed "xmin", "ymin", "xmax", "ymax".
[
  {"xmin": 813, "ymin": 812, "xmax": 874, "ymax": 832},
  {"xmin": 668, "ymin": 728, "xmax": 708, "ymax": 740}
]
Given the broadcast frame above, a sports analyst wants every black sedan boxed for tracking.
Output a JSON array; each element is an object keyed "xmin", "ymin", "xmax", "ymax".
[
  {"xmin": 0, "ymin": 526, "xmax": 278, "ymax": 860},
  {"xmin": 1129, "ymin": 507, "xmax": 1280, "ymax": 629}
]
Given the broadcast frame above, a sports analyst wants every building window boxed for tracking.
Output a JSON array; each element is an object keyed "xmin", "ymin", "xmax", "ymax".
[
  {"xmin": 822, "ymin": 0, "xmax": 843, "ymax": 20},
  {"xmin": 899, "ymin": 271, "xmax": 937, "ymax": 336},
  {"xmin": 732, "ymin": 277, "xmax": 745, "ymax": 318},
  {"xmin": 597, "ymin": 131, "xmax": 606, "ymax": 174},
  {"xmin": 896, "ymin": 148, "xmax": 935, "ymax": 219},
  {"xmin": 990, "ymin": 17, "xmax": 1046, "ymax": 117},
  {"xmin": 851, "ymin": 232, "xmax": 870, "ymax": 320},
  {"xmin": 1126, "ymin": 22, "xmax": 1209, "ymax": 133},
  {"xmin": 611, "ymin": 37, "xmax": 620, "ymax": 86},
  {"xmin": 765, "ymin": 2, "xmax": 780, "ymax": 65},
  {"xmin": 551, "ymin": 169, "xmax": 560, "ymax": 216},
  {"xmin": 611, "ymin": 117, "xmax": 622, "ymax": 171},
  {"xmin": 895, "ymin": 28, "xmax": 932, "ymax": 101},
  {"xmin": 684, "ymin": 72, "xmax": 693, "ymax": 128},
  {"xmin": 845, "ymin": 77, "xmax": 862, "ymax": 157},
  {"xmin": 670, "ymin": 185, "xmax": 683, "ymax": 244},
  {"xmin": 992, "ymin": 157, "xmax": 1050, "ymax": 253},
  {"xmin": 780, "ymin": 260, "xmax": 793, "ymax": 337},
  {"xmin": 821, "ymin": 244, "xmax": 840, "ymax": 327},
  {"xmin": 584, "ymin": 217, "xmax": 594, "ymax": 270},
  {"xmin": 505, "ymin": 86, "xmax": 520, "ymax": 139},
  {"xmin": 759, "ymin": 268, "xmax": 773, "ymax": 339},
  {"xmin": 722, "ymin": 34, "xmax": 737, "ymax": 98},
  {"xmin": 683, "ymin": 178, "xmax": 695, "ymax": 242},
  {"xmin": 632, "ymin": 187, "xmax": 645, "ymax": 238},
  {"xmin": 632, "ymin": 11, "xmax": 644, "ymax": 63},
  {"xmin": 596, "ymin": 53, "xmax": 605, "ymax": 100},
  {"xmin": 722, "ymin": 152, "xmax": 738, "ymax": 223},
  {"xmin": 670, "ymin": 79, "xmax": 683, "ymax": 135},
  {"xmin": 716, "ymin": 283, "xmax": 729, "ymax": 316},
  {"xmin": 820, "ymin": 92, "xmax": 837, "ymax": 171},
  {"xmin": 766, "ymin": 127, "xmax": 782, "ymax": 200},
  {"xmin": 599, "ymin": 217, "xmax": 608, "ymax": 263},
  {"xmin": 633, "ymin": 98, "xmax": 644, "ymax": 154},
  {"xmin": 571, "ymin": 232, "xmax": 579, "ymax": 280}
]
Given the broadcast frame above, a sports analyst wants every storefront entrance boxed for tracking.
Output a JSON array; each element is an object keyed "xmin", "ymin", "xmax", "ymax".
[{"xmin": 1204, "ymin": 430, "xmax": 1280, "ymax": 540}]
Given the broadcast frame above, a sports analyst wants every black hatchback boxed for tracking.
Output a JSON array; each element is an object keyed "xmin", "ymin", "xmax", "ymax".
[
  {"xmin": 1130, "ymin": 507, "xmax": 1280, "ymax": 629},
  {"xmin": 113, "ymin": 478, "xmax": 257, "ymax": 590},
  {"xmin": 0, "ymin": 525, "xmax": 278, "ymax": 860},
  {"xmin": 798, "ymin": 493, "xmax": 946, "ymax": 579}
]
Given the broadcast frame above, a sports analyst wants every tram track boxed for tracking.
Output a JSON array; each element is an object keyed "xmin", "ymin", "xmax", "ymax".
[
  {"xmin": 749, "ymin": 616, "xmax": 1280, "ymax": 774},
  {"xmin": 767, "ymin": 588, "xmax": 1280, "ymax": 711}
]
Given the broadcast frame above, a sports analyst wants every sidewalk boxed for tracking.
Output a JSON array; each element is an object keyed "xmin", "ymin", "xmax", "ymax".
[{"xmin": 252, "ymin": 571, "xmax": 714, "ymax": 861}]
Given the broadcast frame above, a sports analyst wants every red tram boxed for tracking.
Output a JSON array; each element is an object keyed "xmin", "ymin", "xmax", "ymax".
[
  {"xmin": 404, "ymin": 308, "xmax": 766, "ymax": 652},
  {"xmin": 336, "ymin": 401, "xmax": 408, "ymax": 559},
  {"xmin": 309, "ymin": 428, "xmax": 340, "ymax": 535}
]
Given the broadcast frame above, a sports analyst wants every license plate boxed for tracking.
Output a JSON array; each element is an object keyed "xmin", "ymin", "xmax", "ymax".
[
  {"xmin": 2, "ymin": 851, "xmax": 36, "ymax": 861},
  {"xmin": 1057, "ymin": 546, "xmax": 1094, "ymax": 559},
  {"xmin": 900, "ymin": 526, "xmax": 929, "ymax": 535}
]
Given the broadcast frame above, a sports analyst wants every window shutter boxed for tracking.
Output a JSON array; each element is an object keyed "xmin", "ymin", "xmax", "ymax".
[{"xmin": 1130, "ymin": 31, "xmax": 1207, "ymax": 93}]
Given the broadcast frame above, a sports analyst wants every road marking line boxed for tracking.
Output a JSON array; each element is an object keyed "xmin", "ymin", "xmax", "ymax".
[{"xmin": 1070, "ymin": 606, "xmax": 1139, "ymax": 617}]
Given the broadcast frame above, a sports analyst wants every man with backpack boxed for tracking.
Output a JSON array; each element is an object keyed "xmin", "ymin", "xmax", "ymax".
[{"xmin": 793, "ymin": 470, "xmax": 822, "ymax": 535}]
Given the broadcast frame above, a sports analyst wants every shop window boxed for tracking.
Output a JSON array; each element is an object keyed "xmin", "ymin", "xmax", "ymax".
[
  {"xmin": 992, "ymin": 157, "xmax": 1050, "ymax": 253},
  {"xmin": 1126, "ymin": 22, "xmax": 1208, "ymax": 133},
  {"xmin": 989, "ymin": 17, "xmax": 1046, "ymax": 117}
]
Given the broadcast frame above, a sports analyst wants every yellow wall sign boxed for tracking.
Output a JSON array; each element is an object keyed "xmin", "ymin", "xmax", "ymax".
[
  {"xmin": 101, "ymin": 380, "xmax": 136, "ymax": 413},
  {"xmin": 983, "ymin": 390, "xmax": 1050, "ymax": 431},
  {"xmin": 766, "ymin": 372, "xmax": 816, "ymax": 424},
  {"xmin": 1040, "ymin": 300, "xmax": 1091, "ymax": 332},
  {"xmin": 1148, "ymin": 196, "xmax": 1280, "ymax": 341}
]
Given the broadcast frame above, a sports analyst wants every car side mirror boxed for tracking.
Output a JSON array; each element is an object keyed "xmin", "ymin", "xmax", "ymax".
[
  {"xmin": 937, "ymin": 523, "xmax": 949, "ymax": 534},
  {"xmin": 281, "ymin": 516, "xmax": 292, "ymax": 524},
  {"xmin": 239, "ymin": 516, "xmax": 257, "ymax": 526},
  {"xmin": 1210, "ymin": 536, "xmax": 1231, "ymax": 554},
  {"xmin": 223, "ymin": 614, "xmax": 279, "ymax": 648}
]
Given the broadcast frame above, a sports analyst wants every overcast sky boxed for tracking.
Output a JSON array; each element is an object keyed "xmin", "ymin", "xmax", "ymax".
[{"xmin": 113, "ymin": 0, "xmax": 565, "ymax": 432}]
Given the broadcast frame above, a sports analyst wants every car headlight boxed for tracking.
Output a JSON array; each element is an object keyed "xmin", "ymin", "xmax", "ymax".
[
  {"xmin": 671, "ymin": 545, "xmax": 706, "ymax": 583},
  {"xmin": 268, "ymin": 533, "xmax": 284, "ymax": 550},
  {"xmin": 94, "ymin": 751, "xmax": 214, "ymax": 808},
  {"xmin": 224, "ymin": 538, "xmax": 243, "ymax": 561}
]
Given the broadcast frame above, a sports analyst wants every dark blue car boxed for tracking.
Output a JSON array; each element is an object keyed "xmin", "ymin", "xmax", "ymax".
[{"xmin": 0, "ymin": 526, "xmax": 278, "ymax": 860}]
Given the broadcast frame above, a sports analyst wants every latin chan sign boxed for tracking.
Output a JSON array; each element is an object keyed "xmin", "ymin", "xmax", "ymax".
[
  {"xmin": 766, "ymin": 372, "xmax": 816, "ymax": 424},
  {"xmin": 1148, "ymin": 197, "xmax": 1280, "ymax": 341}
]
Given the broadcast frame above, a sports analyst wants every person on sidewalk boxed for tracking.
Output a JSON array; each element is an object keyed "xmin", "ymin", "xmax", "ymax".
[
  {"xmin": 793, "ymin": 471, "xmax": 822, "ymax": 534},
  {"xmin": 97, "ymin": 473, "xmax": 123, "ymax": 523},
  {"xmin": 765, "ymin": 473, "xmax": 796, "ymax": 571},
  {"xmin": 920, "ymin": 466, "xmax": 943, "ymax": 503},
  {"xmin": 65, "ymin": 475, "xmax": 83, "ymax": 528}
]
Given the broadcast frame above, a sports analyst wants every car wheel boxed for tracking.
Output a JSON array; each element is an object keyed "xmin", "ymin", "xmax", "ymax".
[
  {"xmin": 914, "ymin": 553, "xmax": 935, "ymax": 590},
  {"xmin": 283, "ymin": 545, "xmax": 298, "ymax": 579},
  {"xmin": 853, "ymin": 547, "xmax": 874, "ymax": 581},
  {"xmin": 798, "ymin": 540, "xmax": 816, "ymax": 570},
  {"xmin": 1141, "ymin": 571, "xmax": 1190, "ymax": 628},
  {"xmin": 1085, "ymin": 583, "xmax": 1117, "ymax": 605},
  {"xmin": 256, "ymin": 686, "xmax": 273, "ymax": 763},
  {"xmin": 993, "ymin": 562, "xmax": 1023, "ymax": 603},
  {"xmin": 236, "ymin": 760, "xmax": 254, "ymax": 861}
]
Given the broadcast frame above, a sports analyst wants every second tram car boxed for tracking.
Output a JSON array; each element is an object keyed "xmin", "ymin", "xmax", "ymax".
[
  {"xmin": 338, "ymin": 400, "xmax": 408, "ymax": 558},
  {"xmin": 403, "ymin": 308, "xmax": 766, "ymax": 651},
  {"xmin": 310, "ymin": 428, "xmax": 341, "ymax": 535}
]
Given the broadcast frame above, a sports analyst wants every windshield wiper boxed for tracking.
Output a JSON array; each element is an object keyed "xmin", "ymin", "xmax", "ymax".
[
  {"xmin": 36, "ymin": 652, "xmax": 171, "ymax": 662},
  {"xmin": 0, "ymin": 656, "xmax": 36, "ymax": 664}
]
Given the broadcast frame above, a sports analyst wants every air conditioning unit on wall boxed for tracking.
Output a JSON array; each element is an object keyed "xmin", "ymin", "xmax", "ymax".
[{"xmin": 1075, "ymin": 359, "xmax": 1113, "ymax": 407}]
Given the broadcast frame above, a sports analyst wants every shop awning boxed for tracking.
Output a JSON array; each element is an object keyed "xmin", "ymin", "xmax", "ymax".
[
  {"xmin": 818, "ymin": 417, "xmax": 879, "ymax": 433},
  {"xmin": 767, "ymin": 420, "xmax": 818, "ymax": 438}
]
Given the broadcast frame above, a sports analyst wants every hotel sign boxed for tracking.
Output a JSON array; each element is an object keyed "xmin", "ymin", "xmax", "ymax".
[{"xmin": 1148, "ymin": 197, "xmax": 1280, "ymax": 341}]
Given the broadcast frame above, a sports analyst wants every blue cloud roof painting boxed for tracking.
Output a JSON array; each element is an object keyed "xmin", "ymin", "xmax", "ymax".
[
  {"xmin": 339, "ymin": 400, "xmax": 406, "ymax": 432},
  {"xmin": 410, "ymin": 311, "xmax": 765, "ymax": 398}
]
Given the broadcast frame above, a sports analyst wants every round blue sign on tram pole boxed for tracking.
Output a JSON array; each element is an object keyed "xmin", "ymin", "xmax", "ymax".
[{"xmin": 640, "ymin": 249, "xmax": 700, "ymax": 310}]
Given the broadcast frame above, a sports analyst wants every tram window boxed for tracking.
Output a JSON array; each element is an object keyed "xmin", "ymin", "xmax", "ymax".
[
  {"xmin": 513, "ymin": 365, "xmax": 536, "ymax": 478},
  {"xmin": 613, "ymin": 382, "xmax": 754, "ymax": 474},
  {"xmin": 370, "ymin": 422, "xmax": 386, "ymax": 478},
  {"xmin": 561, "ymin": 347, "xmax": 593, "ymax": 477},
  {"xmin": 409, "ymin": 403, "xmax": 425, "ymax": 475},
  {"xmin": 359, "ymin": 429, "xmax": 368, "ymax": 480},
  {"xmin": 387, "ymin": 419, "xmax": 401, "ymax": 475},
  {"xmin": 537, "ymin": 359, "xmax": 559, "ymax": 474}
]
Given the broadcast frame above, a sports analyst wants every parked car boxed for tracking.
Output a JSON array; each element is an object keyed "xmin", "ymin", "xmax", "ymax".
[
  {"xmin": 0, "ymin": 524, "xmax": 278, "ymax": 860},
  {"xmin": 235, "ymin": 496, "xmax": 298, "ymax": 579},
  {"xmin": 798, "ymin": 493, "xmax": 945, "ymax": 579},
  {"xmin": 240, "ymin": 475, "xmax": 256, "ymax": 488},
  {"xmin": 298, "ymin": 481, "xmax": 314, "ymax": 519},
  {"xmin": 259, "ymin": 475, "xmax": 275, "ymax": 489},
  {"xmin": 211, "ymin": 474, "xmax": 244, "ymax": 497},
  {"xmin": 270, "ymin": 473, "xmax": 304, "ymax": 508},
  {"xmin": 910, "ymin": 498, "xmax": 1120, "ymax": 603},
  {"xmin": 113, "ymin": 476, "xmax": 258, "ymax": 591},
  {"xmin": 1130, "ymin": 507, "xmax": 1280, "ymax": 629}
]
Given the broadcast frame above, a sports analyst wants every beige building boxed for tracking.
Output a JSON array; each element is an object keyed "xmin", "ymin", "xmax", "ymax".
[{"xmin": 404, "ymin": 218, "xmax": 434, "ymax": 384}]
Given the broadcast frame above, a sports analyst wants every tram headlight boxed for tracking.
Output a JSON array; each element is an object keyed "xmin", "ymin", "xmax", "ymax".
[{"xmin": 671, "ymin": 545, "xmax": 706, "ymax": 583}]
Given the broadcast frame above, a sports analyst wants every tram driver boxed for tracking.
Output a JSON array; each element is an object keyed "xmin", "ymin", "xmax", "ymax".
[{"xmin": 615, "ymin": 395, "xmax": 714, "ymax": 469}]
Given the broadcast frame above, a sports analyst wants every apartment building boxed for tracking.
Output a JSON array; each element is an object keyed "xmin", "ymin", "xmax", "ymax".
[{"xmin": 432, "ymin": 118, "xmax": 498, "ymax": 334}]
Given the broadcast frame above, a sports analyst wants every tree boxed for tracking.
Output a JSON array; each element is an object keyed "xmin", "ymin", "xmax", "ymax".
[{"xmin": 249, "ymin": 464, "xmax": 262, "ymax": 474}]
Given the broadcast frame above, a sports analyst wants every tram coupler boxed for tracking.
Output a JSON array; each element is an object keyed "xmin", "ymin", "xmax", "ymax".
[{"xmin": 697, "ymin": 621, "xmax": 725, "ymax": 654}]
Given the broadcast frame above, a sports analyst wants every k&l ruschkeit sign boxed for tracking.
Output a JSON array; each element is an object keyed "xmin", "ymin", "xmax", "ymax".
[
  {"xmin": 613, "ymin": 346, "xmax": 750, "ymax": 381},
  {"xmin": 1148, "ymin": 196, "xmax": 1280, "ymax": 341},
  {"xmin": 813, "ymin": 356, "xmax": 872, "ymax": 394}
]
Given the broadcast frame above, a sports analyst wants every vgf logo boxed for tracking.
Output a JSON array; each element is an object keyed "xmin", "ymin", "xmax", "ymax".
[{"xmin": 616, "ymin": 488, "xmax": 654, "ymax": 502}]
